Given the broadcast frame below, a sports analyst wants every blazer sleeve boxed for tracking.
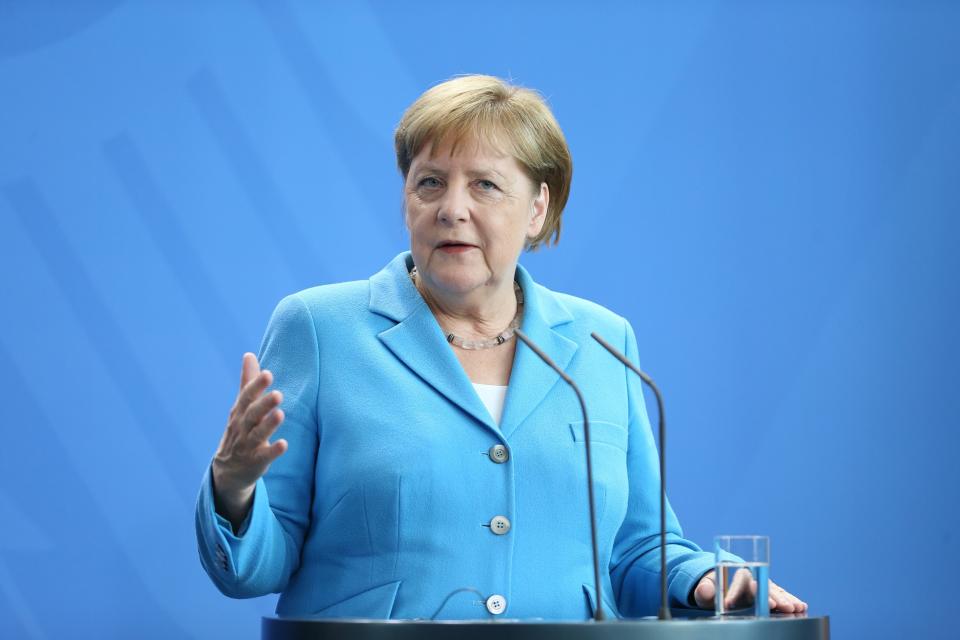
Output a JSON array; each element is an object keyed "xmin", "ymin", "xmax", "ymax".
[
  {"xmin": 195, "ymin": 293, "xmax": 320, "ymax": 598},
  {"xmin": 608, "ymin": 318, "xmax": 719, "ymax": 616}
]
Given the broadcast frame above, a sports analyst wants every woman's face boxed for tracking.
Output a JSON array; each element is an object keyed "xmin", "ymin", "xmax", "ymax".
[{"xmin": 404, "ymin": 135, "xmax": 548, "ymax": 298}]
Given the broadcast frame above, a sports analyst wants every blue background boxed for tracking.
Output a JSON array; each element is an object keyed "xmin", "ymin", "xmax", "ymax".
[{"xmin": 1, "ymin": 1, "xmax": 958, "ymax": 638}]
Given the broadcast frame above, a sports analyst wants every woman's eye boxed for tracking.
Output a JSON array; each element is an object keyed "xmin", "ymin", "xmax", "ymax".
[
  {"xmin": 477, "ymin": 179, "xmax": 498, "ymax": 191},
  {"xmin": 418, "ymin": 177, "xmax": 441, "ymax": 189}
]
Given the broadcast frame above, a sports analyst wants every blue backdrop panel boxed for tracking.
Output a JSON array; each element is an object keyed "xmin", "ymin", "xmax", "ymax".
[{"xmin": 1, "ymin": 1, "xmax": 958, "ymax": 638}]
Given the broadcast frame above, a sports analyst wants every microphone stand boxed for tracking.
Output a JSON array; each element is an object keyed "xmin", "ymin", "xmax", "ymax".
[
  {"xmin": 590, "ymin": 331, "xmax": 671, "ymax": 621},
  {"xmin": 515, "ymin": 329, "xmax": 605, "ymax": 621}
]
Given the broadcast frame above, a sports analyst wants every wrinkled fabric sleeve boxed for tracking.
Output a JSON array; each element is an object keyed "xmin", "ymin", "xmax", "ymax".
[
  {"xmin": 195, "ymin": 293, "xmax": 320, "ymax": 597},
  {"xmin": 609, "ymin": 318, "xmax": 735, "ymax": 616}
]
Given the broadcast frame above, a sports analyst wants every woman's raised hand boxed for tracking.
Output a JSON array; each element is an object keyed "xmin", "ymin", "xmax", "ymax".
[{"xmin": 211, "ymin": 353, "xmax": 288, "ymax": 529}]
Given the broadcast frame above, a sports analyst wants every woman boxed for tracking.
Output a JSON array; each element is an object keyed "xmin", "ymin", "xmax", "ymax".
[{"xmin": 196, "ymin": 75, "xmax": 806, "ymax": 619}]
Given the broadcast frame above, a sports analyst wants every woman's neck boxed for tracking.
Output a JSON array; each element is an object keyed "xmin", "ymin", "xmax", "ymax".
[{"xmin": 414, "ymin": 275, "xmax": 519, "ymax": 341}]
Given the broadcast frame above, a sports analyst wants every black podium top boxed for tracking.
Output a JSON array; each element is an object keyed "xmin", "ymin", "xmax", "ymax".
[{"xmin": 262, "ymin": 614, "xmax": 829, "ymax": 640}]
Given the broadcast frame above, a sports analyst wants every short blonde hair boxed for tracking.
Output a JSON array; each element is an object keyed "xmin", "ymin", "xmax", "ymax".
[{"xmin": 394, "ymin": 75, "xmax": 573, "ymax": 250}]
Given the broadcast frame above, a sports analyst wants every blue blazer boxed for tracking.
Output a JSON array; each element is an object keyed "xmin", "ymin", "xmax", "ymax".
[{"xmin": 195, "ymin": 252, "xmax": 716, "ymax": 620}]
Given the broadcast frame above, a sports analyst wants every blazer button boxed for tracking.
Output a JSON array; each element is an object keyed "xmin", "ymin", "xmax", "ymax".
[
  {"xmin": 486, "ymin": 594, "xmax": 507, "ymax": 615},
  {"xmin": 488, "ymin": 444, "xmax": 509, "ymax": 463},
  {"xmin": 489, "ymin": 515, "xmax": 511, "ymax": 535}
]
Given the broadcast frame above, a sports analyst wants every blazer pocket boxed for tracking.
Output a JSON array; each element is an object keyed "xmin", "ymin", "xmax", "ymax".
[
  {"xmin": 569, "ymin": 420, "xmax": 628, "ymax": 452},
  {"xmin": 583, "ymin": 583, "xmax": 621, "ymax": 619},
  {"xmin": 310, "ymin": 580, "xmax": 402, "ymax": 620}
]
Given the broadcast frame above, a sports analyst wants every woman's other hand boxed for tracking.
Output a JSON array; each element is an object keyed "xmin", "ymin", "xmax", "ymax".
[
  {"xmin": 693, "ymin": 569, "xmax": 808, "ymax": 614},
  {"xmin": 211, "ymin": 352, "xmax": 288, "ymax": 530}
]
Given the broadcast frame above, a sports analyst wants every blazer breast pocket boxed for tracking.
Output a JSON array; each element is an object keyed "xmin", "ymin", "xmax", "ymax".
[{"xmin": 568, "ymin": 420, "xmax": 628, "ymax": 452}]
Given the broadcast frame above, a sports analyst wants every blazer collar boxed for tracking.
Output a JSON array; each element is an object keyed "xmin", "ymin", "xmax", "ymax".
[{"xmin": 370, "ymin": 252, "xmax": 577, "ymax": 440}]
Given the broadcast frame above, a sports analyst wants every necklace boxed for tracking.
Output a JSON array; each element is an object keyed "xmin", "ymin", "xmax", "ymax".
[{"xmin": 409, "ymin": 266, "xmax": 524, "ymax": 350}]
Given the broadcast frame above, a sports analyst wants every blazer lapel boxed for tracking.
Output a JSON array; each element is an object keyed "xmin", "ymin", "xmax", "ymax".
[
  {"xmin": 370, "ymin": 253, "xmax": 501, "ymax": 435},
  {"xmin": 499, "ymin": 263, "xmax": 577, "ymax": 440},
  {"xmin": 369, "ymin": 253, "xmax": 577, "ymax": 441}
]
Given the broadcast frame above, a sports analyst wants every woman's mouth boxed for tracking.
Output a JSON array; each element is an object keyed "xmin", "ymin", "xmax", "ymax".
[{"xmin": 438, "ymin": 242, "xmax": 476, "ymax": 254}]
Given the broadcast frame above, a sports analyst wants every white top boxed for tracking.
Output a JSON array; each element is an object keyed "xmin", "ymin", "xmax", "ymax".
[{"xmin": 472, "ymin": 383, "xmax": 508, "ymax": 425}]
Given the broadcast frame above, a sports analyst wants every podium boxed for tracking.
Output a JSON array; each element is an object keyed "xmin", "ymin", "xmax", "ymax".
[{"xmin": 262, "ymin": 614, "xmax": 830, "ymax": 640}]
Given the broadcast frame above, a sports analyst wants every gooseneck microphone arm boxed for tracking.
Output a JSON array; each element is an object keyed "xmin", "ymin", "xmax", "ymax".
[
  {"xmin": 514, "ymin": 329, "xmax": 605, "ymax": 622},
  {"xmin": 590, "ymin": 331, "xmax": 671, "ymax": 621}
]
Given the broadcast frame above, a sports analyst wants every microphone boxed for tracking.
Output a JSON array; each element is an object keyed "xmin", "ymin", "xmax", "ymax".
[
  {"xmin": 514, "ymin": 329, "xmax": 606, "ymax": 622},
  {"xmin": 590, "ymin": 331, "xmax": 671, "ymax": 621}
]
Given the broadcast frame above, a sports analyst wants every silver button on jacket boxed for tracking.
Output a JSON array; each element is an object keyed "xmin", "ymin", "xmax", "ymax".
[
  {"xmin": 488, "ymin": 444, "xmax": 509, "ymax": 463},
  {"xmin": 485, "ymin": 594, "xmax": 507, "ymax": 615},
  {"xmin": 489, "ymin": 515, "xmax": 511, "ymax": 535}
]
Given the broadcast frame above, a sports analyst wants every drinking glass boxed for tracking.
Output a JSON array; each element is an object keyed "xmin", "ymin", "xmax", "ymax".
[{"xmin": 714, "ymin": 535, "xmax": 770, "ymax": 617}]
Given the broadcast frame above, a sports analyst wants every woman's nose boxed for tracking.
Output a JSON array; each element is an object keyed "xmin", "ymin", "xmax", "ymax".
[{"xmin": 437, "ymin": 184, "xmax": 470, "ymax": 224}]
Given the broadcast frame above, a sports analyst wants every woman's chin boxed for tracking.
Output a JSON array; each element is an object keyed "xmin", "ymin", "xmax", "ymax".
[{"xmin": 423, "ymin": 270, "xmax": 490, "ymax": 297}]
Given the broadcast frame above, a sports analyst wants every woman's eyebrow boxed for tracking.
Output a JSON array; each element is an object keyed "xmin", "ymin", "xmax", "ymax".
[
  {"xmin": 466, "ymin": 168, "xmax": 509, "ymax": 181},
  {"xmin": 411, "ymin": 165, "xmax": 510, "ymax": 182},
  {"xmin": 413, "ymin": 165, "xmax": 471, "ymax": 181}
]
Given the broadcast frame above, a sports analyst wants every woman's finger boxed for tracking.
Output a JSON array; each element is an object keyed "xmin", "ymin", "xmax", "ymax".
[
  {"xmin": 768, "ymin": 581, "xmax": 807, "ymax": 613},
  {"xmin": 233, "ymin": 369, "xmax": 273, "ymax": 420},
  {"xmin": 725, "ymin": 568, "xmax": 754, "ymax": 609},
  {"xmin": 250, "ymin": 408, "xmax": 285, "ymax": 443},
  {"xmin": 239, "ymin": 353, "xmax": 260, "ymax": 391},
  {"xmin": 779, "ymin": 594, "xmax": 807, "ymax": 613},
  {"xmin": 254, "ymin": 437, "xmax": 288, "ymax": 467},
  {"xmin": 693, "ymin": 571, "xmax": 716, "ymax": 609},
  {"xmin": 751, "ymin": 577, "xmax": 785, "ymax": 612},
  {"xmin": 243, "ymin": 390, "xmax": 283, "ymax": 431},
  {"xmin": 769, "ymin": 581, "xmax": 790, "ymax": 612}
]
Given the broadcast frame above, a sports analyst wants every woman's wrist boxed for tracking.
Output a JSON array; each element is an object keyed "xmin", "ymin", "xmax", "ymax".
[{"xmin": 211, "ymin": 463, "xmax": 255, "ymax": 528}]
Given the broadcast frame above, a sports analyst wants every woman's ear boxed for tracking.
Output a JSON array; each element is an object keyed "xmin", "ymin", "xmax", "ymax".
[{"xmin": 527, "ymin": 181, "xmax": 549, "ymax": 238}]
